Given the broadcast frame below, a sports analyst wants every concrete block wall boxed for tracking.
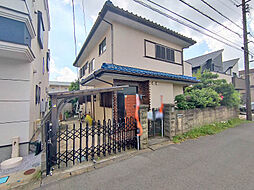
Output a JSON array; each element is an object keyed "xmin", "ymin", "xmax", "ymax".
[{"xmin": 164, "ymin": 105, "xmax": 239, "ymax": 138}]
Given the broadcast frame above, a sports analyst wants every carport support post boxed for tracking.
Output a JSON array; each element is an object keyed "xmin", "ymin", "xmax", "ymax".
[
  {"xmin": 139, "ymin": 105, "xmax": 149, "ymax": 149},
  {"xmin": 51, "ymin": 96, "xmax": 58, "ymax": 165}
]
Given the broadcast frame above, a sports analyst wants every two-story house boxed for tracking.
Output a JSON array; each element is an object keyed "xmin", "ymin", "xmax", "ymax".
[
  {"xmin": 0, "ymin": 0, "xmax": 50, "ymax": 161},
  {"xmin": 74, "ymin": 1, "xmax": 198, "ymax": 121},
  {"xmin": 186, "ymin": 49, "xmax": 246, "ymax": 93},
  {"xmin": 186, "ymin": 49, "xmax": 240, "ymax": 82}
]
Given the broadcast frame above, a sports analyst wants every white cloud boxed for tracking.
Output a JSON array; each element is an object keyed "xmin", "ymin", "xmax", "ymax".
[{"xmin": 50, "ymin": 58, "xmax": 77, "ymax": 82}]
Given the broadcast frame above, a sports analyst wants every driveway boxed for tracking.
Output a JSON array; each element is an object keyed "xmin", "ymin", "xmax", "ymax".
[{"xmin": 39, "ymin": 122, "xmax": 254, "ymax": 190}]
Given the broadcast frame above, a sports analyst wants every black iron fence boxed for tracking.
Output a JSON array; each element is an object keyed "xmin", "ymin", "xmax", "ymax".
[{"xmin": 45, "ymin": 117, "xmax": 137, "ymax": 174}]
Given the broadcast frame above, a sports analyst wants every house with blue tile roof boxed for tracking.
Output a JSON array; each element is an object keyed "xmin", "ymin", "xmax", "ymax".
[{"xmin": 74, "ymin": 0, "xmax": 198, "ymax": 121}]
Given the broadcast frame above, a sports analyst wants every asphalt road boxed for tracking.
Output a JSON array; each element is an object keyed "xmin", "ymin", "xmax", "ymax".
[{"xmin": 40, "ymin": 122, "xmax": 254, "ymax": 190}]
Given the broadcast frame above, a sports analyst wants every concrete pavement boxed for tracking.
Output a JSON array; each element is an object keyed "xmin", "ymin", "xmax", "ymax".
[{"xmin": 39, "ymin": 122, "xmax": 254, "ymax": 190}]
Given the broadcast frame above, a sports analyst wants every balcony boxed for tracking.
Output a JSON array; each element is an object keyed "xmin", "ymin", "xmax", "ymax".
[
  {"xmin": 0, "ymin": 12, "xmax": 35, "ymax": 62},
  {"xmin": 0, "ymin": 40, "xmax": 35, "ymax": 62},
  {"xmin": 232, "ymin": 76, "xmax": 246, "ymax": 90}
]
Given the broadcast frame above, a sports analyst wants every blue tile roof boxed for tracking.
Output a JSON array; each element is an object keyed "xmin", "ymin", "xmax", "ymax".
[{"xmin": 101, "ymin": 63, "xmax": 199, "ymax": 82}]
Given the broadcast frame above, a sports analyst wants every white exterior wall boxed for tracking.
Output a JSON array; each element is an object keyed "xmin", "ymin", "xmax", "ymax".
[
  {"xmin": 0, "ymin": 0, "xmax": 49, "ymax": 150},
  {"xmin": 232, "ymin": 62, "xmax": 239, "ymax": 76}
]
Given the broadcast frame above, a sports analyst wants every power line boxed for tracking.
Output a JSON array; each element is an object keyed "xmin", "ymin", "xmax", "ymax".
[
  {"xmin": 179, "ymin": 0, "xmax": 242, "ymax": 38},
  {"xmin": 200, "ymin": 0, "xmax": 243, "ymax": 30},
  {"xmin": 217, "ymin": 0, "xmax": 241, "ymax": 17},
  {"xmin": 145, "ymin": 0, "xmax": 243, "ymax": 48},
  {"xmin": 227, "ymin": 0, "xmax": 240, "ymax": 6},
  {"xmin": 71, "ymin": 0, "xmax": 77, "ymax": 56},
  {"xmin": 71, "ymin": 0, "xmax": 78, "ymax": 79},
  {"xmin": 81, "ymin": 0, "xmax": 87, "ymax": 36},
  {"xmin": 133, "ymin": 0, "xmax": 254, "ymax": 57}
]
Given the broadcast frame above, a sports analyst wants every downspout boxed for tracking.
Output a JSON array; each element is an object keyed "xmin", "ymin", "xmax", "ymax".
[
  {"xmin": 100, "ymin": 16, "xmax": 114, "ymax": 65},
  {"xmin": 99, "ymin": 16, "xmax": 115, "ymax": 121}
]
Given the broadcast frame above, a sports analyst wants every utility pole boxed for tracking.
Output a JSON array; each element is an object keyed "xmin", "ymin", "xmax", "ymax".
[{"xmin": 240, "ymin": 0, "xmax": 252, "ymax": 120}]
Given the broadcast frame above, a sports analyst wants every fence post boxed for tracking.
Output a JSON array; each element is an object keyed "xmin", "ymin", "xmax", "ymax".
[
  {"xmin": 139, "ymin": 105, "xmax": 149, "ymax": 149},
  {"xmin": 163, "ymin": 104, "xmax": 175, "ymax": 140}
]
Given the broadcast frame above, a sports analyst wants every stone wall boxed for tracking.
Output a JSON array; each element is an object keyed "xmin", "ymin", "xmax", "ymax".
[{"xmin": 163, "ymin": 105, "xmax": 239, "ymax": 139}]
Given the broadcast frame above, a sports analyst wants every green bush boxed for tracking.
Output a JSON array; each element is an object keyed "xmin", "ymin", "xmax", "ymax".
[
  {"xmin": 175, "ymin": 88, "xmax": 220, "ymax": 110},
  {"xmin": 175, "ymin": 70, "xmax": 241, "ymax": 110}
]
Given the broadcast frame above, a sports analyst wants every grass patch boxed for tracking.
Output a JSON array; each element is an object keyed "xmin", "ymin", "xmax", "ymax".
[{"xmin": 173, "ymin": 118, "xmax": 251, "ymax": 143}]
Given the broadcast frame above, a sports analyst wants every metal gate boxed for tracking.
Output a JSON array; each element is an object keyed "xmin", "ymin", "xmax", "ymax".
[
  {"xmin": 148, "ymin": 108, "xmax": 163, "ymax": 137},
  {"xmin": 45, "ymin": 117, "xmax": 137, "ymax": 175}
]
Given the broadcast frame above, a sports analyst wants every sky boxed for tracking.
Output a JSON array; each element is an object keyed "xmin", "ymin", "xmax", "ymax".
[{"xmin": 48, "ymin": 0, "xmax": 254, "ymax": 82}]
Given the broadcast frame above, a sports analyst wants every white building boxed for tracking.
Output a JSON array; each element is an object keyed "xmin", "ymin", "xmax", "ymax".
[{"xmin": 0, "ymin": 0, "xmax": 50, "ymax": 161}]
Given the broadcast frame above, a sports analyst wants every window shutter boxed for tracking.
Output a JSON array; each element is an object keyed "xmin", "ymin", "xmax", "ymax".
[{"xmin": 155, "ymin": 45, "xmax": 160, "ymax": 58}]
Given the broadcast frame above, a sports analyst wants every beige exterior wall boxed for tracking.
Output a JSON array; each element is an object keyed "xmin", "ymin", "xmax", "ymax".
[
  {"xmin": 173, "ymin": 84, "xmax": 184, "ymax": 97},
  {"xmin": 80, "ymin": 27, "xmax": 112, "ymax": 80},
  {"xmin": 211, "ymin": 72, "xmax": 232, "ymax": 84},
  {"xmin": 113, "ymin": 22, "xmax": 183, "ymax": 75},
  {"xmin": 150, "ymin": 81, "xmax": 173, "ymax": 108},
  {"xmin": 183, "ymin": 61, "xmax": 192, "ymax": 77},
  {"xmin": 49, "ymin": 85, "xmax": 69, "ymax": 92}
]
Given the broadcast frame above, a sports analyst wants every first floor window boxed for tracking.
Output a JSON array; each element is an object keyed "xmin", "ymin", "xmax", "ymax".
[{"xmin": 100, "ymin": 92, "xmax": 112, "ymax": 108}]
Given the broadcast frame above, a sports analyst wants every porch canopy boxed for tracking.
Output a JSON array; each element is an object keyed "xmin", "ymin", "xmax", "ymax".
[{"xmin": 81, "ymin": 63, "xmax": 200, "ymax": 87}]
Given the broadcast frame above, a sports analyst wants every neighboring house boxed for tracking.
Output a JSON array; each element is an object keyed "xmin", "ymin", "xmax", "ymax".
[
  {"xmin": 73, "ymin": 1, "xmax": 198, "ymax": 122},
  {"xmin": 239, "ymin": 69, "xmax": 254, "ymax": 103},
  {"xmin": 186, "ymin": 49, "xmax": 245, "ymax": 92},
  {"xmin": 186, "ymin": 49, "xmax": 240, "ymax": 83},
  {"xmin": 49, "ymin": 81, "xmax": 72, "ymax": 119},
  {"xmin": 49, "ymin": 81, "xmax": 71, "ymax": 92},
  {"xmin": 0, "ymin": 0, "xmax": 50, "ymax": 161}
]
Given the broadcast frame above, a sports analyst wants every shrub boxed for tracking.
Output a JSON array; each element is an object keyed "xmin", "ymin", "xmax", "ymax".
[{"xmin": 175, "ymin": 70, "xmax": 240, "ymax": 110}]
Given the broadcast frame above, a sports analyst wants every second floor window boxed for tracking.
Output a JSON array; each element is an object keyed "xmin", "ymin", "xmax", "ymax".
[
  {"xmin": 89, "ymin": 59, "xmax": 95, "ymax": 73},
  {"xmin": 156, "ymin": 44, "xmax": 175, "ymax": 62},
  {"xmin": 80, "ymin": 62, "xmax": 88, "ymax": 78},
  {"xmin": 38, "ymin": 11, "xmax": 44, "ymax": 49},
  {"xmin": 99, "ymin": 38, "xmax": 106, "ymax": 55},
  {"xmin": 46, "ymin": 51, "xmax": 50, "ymax": 72},
  {"xmin": 35, "ymin": 85, "xmax": 41, "ymax": 104}
]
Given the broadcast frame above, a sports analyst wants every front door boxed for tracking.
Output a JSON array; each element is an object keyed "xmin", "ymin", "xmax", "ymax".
[{"xmin": 117, "ymin": 86, "xmax": 137, "ymax": 120}]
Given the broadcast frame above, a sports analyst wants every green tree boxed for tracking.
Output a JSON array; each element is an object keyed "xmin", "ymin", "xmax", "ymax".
[
  {"xmin": 69, "ymin": 80, "xmax": 80, "ymax": 115},
  {"xmin": 175, "ymin": 71, "xmax": 240, "ymax": 110},
  {"xmin": 69, "ymin": 80, "xmax": 80, "ymax": 91}
]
